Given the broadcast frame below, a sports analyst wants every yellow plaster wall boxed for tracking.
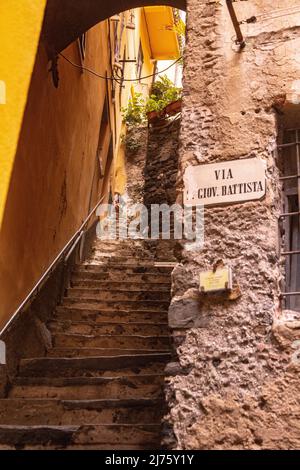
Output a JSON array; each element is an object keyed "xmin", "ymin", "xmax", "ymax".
[{"xmin": 0, "ymin": 0, "xmax": 47, "ymax": 228}]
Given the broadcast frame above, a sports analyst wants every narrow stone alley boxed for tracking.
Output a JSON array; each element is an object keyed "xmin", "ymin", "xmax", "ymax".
[
  {"xmin": 2, "ymin": 0, "xmax": 300, "ymax": 454},
  {"xmin": 0, "ymin": 119, "xmax": 180, "ymax": 449}
]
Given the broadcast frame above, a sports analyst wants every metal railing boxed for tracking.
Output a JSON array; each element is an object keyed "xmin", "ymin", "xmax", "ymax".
[{"xmin": 0, "ymin": 195, "xmax": 105, "ymax": 338}]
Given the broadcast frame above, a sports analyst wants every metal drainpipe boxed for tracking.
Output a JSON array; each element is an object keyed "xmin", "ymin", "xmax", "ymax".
[{"xmin": 226, "ymin": 0, "xmax": 246, "ymax": 50}]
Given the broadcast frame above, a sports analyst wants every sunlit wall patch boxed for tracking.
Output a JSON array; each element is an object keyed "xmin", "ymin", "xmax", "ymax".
[{"xmin": 0, "ymin": 81, "xmax": 6, "ymax": 105}]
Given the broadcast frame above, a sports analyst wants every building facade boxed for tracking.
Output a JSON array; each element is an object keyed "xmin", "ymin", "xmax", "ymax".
[{"xmin": 1, "ymin": 0, "xmax": 300, "ymax": 450}]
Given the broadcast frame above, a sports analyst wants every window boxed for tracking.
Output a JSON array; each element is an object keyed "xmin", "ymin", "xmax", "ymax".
[
  {"xmin": 279, "ymin": 128, "xmax": 300, "ymax": 311},
  {"xmin": 97, "ymin": 94, "xmax": 110, "ymax": 177},
  {"xmin": 136, "ymin": 42, "xmax": 144, "ymax": 81},
  {"xmin": 113, "ymin": 13, "xmax": 125, "ymax": 64}
]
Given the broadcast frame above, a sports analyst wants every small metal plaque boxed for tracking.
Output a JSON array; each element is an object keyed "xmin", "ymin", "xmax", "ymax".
[{"xmin": 199, "ymin": 267, "xmax": 232, "ymax": 293}]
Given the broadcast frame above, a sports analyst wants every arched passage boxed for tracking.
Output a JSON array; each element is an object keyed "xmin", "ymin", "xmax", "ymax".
[{"xmin": 42, "ymin": 0, "xmax": 187, "ymax": 56}]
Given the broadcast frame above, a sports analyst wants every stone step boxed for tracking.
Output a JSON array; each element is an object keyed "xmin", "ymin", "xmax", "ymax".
[
  {"xmin": 93, "ymin": 241, "xmax": 140, "ymax": 248},
  {"xmin": 19, "ymin": 354, "xmax": 170, "ymax": 378},
  {"xmin": 0, "ymin": 398, "xmax": 165, "ymax": 425},
  {"xmin": 65, "ymin": 288, "xmax": 171, "ymax": 302},
  {"xmin": 91, "ymin": 252, "xmax": 152, "ymax": 261},
  {"xmin": 0, "ymin": 424, "xmax": 160, "ymax": 447},
  {"xmin": 48, "ymin": 320, "xmax": 169, "ymax": 336},
  {"xmin": 0, "ymin": 444, "xmax": 159, "ymax": 450},
  {"xmin": 71, "ymin": 279, "xmax": 170, "ymax": 290},
  {"xmin": 61, "ymin": 298, "xmax": 170, "ymax": 311},
  {"xmin": 93, "ymin": 239, "xmax": 134, "ymax": 245},
  {"xmin": 90, "ymin": 249, "xmax": 154, "ymax": 258},
  {"xmin": 53, "ymin": 333, "xmax": 171, "ymax": 350},
  {"xmin": 83, "ymin": 257, "xmax": 174, "ymax": 266},
  {"xmin": 10, "ymin": 375, "xmax": 165, "ymax": 400},
  {"xmin": 86, "ymin": 255, "xmax": 155, "ymax": 262},
  {"xmin": 47, "ymin": 348, "xmax": 169, "ymax": 358},
  {"xmin": 18, "ymin": 363, "xmax": 167, "ymax": 379},
  {"xmin": 72, "ymin": 271, "xmax": 171, "ymax": 283},
  {"xmin": 55, "ymin": 306, "xmax": 168, "ymax": 323},
  {"xmin": 93, "ymin": 239, "xmax": 172, "ymax": 248},
  {"xmin": 92, "ymin": 240, "xmax": 146, "ymax": 248},
  {"xmin": 90, "ymin": 254, "xmax": 175, "ymax": 264},
  {"xmin": 92, "ymin": 241, "xmax": 145, "ymax": 248},
  {"xmin": 74, "ymin": 264, "xmax": 174, "ymax": 274}
]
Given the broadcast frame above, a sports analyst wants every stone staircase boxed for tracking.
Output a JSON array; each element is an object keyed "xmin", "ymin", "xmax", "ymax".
[{"xmin": 0, "ymin": 239, "xmax": 175, "ymax": 449}]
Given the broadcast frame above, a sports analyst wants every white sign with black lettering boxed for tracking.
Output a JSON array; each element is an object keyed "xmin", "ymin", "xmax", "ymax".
[{"xmin": 184, "ymin": 158, "xmax": 266, "ymax": 206}]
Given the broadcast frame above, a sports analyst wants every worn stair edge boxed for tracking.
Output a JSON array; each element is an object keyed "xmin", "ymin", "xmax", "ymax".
[
  {"xmin": 0, "ymin": 397, "xmax": 164, "ymax": 409},
  {"xmin": 53, "ymin": 333, "xmax": 171, "ymax": 350},
  {"xmin": 66, "ymin": 287, "xmax": 171, "ymax": 295},
  {"xmin": 72, "ymin": 271, "xmax": 172, "ymax": 280},
  {"xmin": 70, "ymin": 283, "xmax": 171, "ymax": 292},
  {"xmin": 61, "ymin": 299, "xmax": 170, "ymax": 309},
  {"xmin": 74, "ymin": 265, "xmax": 174, "ymax": 273},
  {"xmin": 49, "ymin": 320, "xmax": 169, "ymax": 327},
  {"xmin": 0, "ymin": 398, "xmax": 165, "ymax": 425},
  {"xmin": 13, "ymin": 374, "xmax": 165, "ymax": 386},
  {"xmin": 0, "ymin": 424, "xmax": 161, "ymax": 446},
  {"xmin": 19, "ymin": 353, "xmax": 171, "ymax": 374},
  {"xmin": 47, "ymin": 347, "xmax": 171, "ymax": 357},
  {"xmin": 47, "ymin": 320, "xmax": 169, "ymax": 336},
  {"xmin": 55, "ymin": 306, "xmax": 169, "ymax": 315}
]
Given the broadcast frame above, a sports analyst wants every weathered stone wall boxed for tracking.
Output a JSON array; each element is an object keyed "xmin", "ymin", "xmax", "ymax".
[
  {"xmin": 123, "ymin": 127, "xmax": 149, "ymax": 207},
  {"xmin": 144, "ymin": 119, "xmax": 181, "ymax": 207},
  {"xmin": 123, "ymin": 120, "xmax": 181, "ymax": 208},
  {"xmin": 123, "ymin": 121, "xmax": 181, "ymax": 260},
  {"xmin": 166, "ymin": 0, "xmax": 300, "ymax": 450}
]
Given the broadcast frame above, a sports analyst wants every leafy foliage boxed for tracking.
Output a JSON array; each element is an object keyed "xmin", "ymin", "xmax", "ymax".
[
  {"xmin": 145, "ymin": 75, "xmax": 182, "ymax": 114},
  {"xmin": 122, "ymin": 76, "xmax": 182, "ymax": 125},
  {"xmin": 121, "ymin": 92, "xmax": 146, "ymax": 125}
]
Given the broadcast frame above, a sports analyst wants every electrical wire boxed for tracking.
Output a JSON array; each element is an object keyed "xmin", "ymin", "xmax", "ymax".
[
  {"xmin": 259, "ymin": 10, "xmax": 300, "ymax": 21},
  {"xmin": 59, "ymin": 53, "xmax": 182, "ymax": 83},
  {"xmin": 240, "ymin": 5, "xmax": 300, "ymax": 24}
]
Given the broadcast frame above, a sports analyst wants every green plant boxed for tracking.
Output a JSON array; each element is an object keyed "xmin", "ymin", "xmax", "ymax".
[
  {"xmin": 145, "ymin": 75, "xmax": 182, "ymax": 114},
  {"xmin": 121, "ymin": 76, "xmax": 182, "ymax": 125},
  {"xmin": 121, "ymin": 92, "xmax": 146, "ymax": 125}
]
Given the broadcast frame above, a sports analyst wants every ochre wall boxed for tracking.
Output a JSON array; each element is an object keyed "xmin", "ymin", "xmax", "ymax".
[
  {"xmin": 0, "ymin": 0, "xmax": 47, "ymax": 228},
  {"xmin": 0, "ymin": 22, "xmax": 112, "ymax": 330}
]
